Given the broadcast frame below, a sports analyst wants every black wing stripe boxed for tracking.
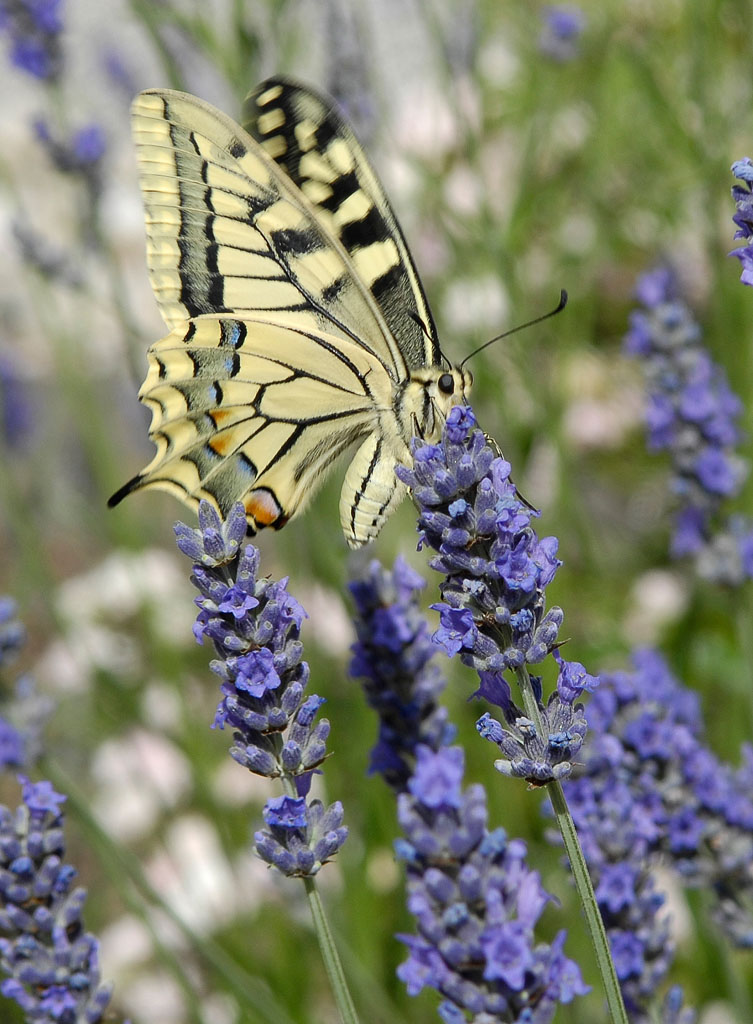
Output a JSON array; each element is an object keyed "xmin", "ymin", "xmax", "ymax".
[
  {"xmin": 350, "ymin": 436, "xmax": 381, "ymax": 535},
  {"xmin": 244, "ymin": 77, "xmax": 442, "ymax": 370}
]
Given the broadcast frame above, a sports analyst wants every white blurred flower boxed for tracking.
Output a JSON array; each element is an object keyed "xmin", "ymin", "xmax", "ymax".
[
  {"xmin": 478, "ymin": 36, "xmax": 521, "ymax": 88},
  {"xmin": 443, "ymin": 162, "xmax": 484, "ymax": 217},
  {"xmin": 698, "ymin": 1003, "xmax": 741, "ymax": 1024},
  {"xmin": 56, "ymin": 548, "xmax": 194, "ymax": 641},
  {"xmin": 117, "ymin": 969, "xmax": 187, "ymax": 1024},
  {"xmin": 294, "ymin": 583, "xmax": 353, "ymax": 656},
  {"xmin": 441, "ymin": 274, "xmax": 509, "ymax": 335},
  {"xmin": 557, "ymin": 210, "xmax": 597, "ymax": 255},
  {"xmin": 141, "ymin": 681, "xmax": 184, "ymax": 732},
  {"xmin": 37, "ymin": 628, "xmax": 139, "ymax": 692},
  {"xmin": 92, "ymin": 729, "xmax": 192, "ymax": 841},
  {"xmin": 36, "ymin": 549, "xmax": 195, "ymax": 689},
  {"xmin": 200, "ymin": 993, "xmax": 239, "ymax": 1024},
  {"xmin": 99, "ymin": 915, "xmax": 154, "ymax": 975},
  {"xmin": 366, "ymin": 847, "xmax": 401, "ymax": 894},
  {"xmin": 211, "ymin": 757, "xmax": 270, "ymax": 807},
  {"xmin": 148, "ymin": 815, "xmax": 242, "ymax": 932},
  {"xmin": 622, "ymin": 570, "xmax": 689, "ymax": 646},
  {"xmin": 391, "ymin": 82, "xmax": 459, "ymax": 159},
  {"xmin": 561, "ymin": 352, "xmax": 643, "ymax": 450}
]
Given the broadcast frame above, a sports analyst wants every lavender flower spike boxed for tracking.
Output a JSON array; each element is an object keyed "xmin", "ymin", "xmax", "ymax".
[
  {"xmin": 397, "ymin": 406, "xmax": 593, "ymax": 784},
  {"xmin": 349, "ymin": 556, "xmax": 454, "ymax": 791},
  {"xmin": 0, "ymin": 597, "xmax": 54, "ymax": 770},
  {"xmin": 624, "ymin": 265, "xmax": 753, "ymax": 583},
  {"xmin": 348, "ymin": 559, "xmax": 588, "ymax": 1018},
  {"xmin": 397, "ymin": 745, "xmax": 589, "ymax": 1021},
  {"xmin": 0, "ymin": 776, "xmax": 115, "ymax": 1022},
  {"xmin": 176, "ymin": 501, "xmax": 347, "ymax": 877}
]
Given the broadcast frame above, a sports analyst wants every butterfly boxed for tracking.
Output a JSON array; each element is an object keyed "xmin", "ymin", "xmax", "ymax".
[{"xmin": 108, "ymin": 77, "xmax": 472, "ymax": 547}]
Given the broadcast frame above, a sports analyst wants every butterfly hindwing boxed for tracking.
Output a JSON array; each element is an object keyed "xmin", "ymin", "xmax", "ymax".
[
  {"xmin": 243, "ymin": 78, "xmax": 441, "ymax": 372},
  {"xmin": 118, "ymin": 314, "xmax": 390, "ymax": 532}
]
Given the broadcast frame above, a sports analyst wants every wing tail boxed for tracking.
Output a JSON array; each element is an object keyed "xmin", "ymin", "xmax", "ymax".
[{"xmin": 107, "ymin": 474, "xmax": 145, "ymax": 508}]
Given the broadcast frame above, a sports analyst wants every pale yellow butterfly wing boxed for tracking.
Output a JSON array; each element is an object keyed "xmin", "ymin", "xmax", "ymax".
[
  {"xmin": 110, "ymin": 82, "xmax": 453, "ymax": 546},
  {"xmin": 130, "ymin": 88, "xmax": 402, "ymax": 373},
  {"xmin": 118, "ymin": 314, "xmax": 392, "ymax": 532},
  {"xmin": 242, "ymin": 78, "xmax": 442, "ymax": 372}
]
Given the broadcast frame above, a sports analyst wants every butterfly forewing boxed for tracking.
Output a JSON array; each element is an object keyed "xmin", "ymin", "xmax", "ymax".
[
  {"xmin": 132, "ymin": 89, "xmax": 404, "ymax": 377},
  {"xmin": 243, "ymin": 78, "xmax": 441, "ymax": 371}
]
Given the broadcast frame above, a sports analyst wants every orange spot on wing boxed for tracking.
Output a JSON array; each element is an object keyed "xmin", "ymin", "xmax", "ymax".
[
  {"xmin": 209, "ymin": 431, "xmax": 236, "ymax": 456},
  {"xmin": 245, "ymin": 488, "xmax": 284, "ymax": 527},
  {"xmin": 210, "ymin": 409, "xmax": 234, "ymax": 426}
]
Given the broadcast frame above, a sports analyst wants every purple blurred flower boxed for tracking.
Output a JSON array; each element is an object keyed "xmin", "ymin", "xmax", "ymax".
[
  {"xmin": 625, "ymin": 266, "xmax": 752, "ymax": 583},
  {"xmin": 0, "ymin": 0, "xmax": 63, "ymax": 79},
  {"xmin": 539, "ymin": 6, "xmax": 586, "ymax": 61},
  {"xmin": 0, "ymin": 776, "xmax": 115, "ymax": 1021},
  {"xmin": 0, "ymin": 598, "xmax": 53, "ymax": 770},
  {"xmin": 34, "ymin": 118, "xmax": 106, "ymax": 175},
  {"xmin": 349, "ymin": 557, "xmax": 454, "ymax": 790}
]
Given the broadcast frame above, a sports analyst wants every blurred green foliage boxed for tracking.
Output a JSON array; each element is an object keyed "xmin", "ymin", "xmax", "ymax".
[{"xmin": 1, "ymin": 1, "xmax": 753, "ymax": 1021}]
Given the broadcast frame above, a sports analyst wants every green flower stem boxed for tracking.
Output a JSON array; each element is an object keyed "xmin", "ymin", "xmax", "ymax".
[
  {"xmin": 279, "ymin": 775, "xmax": 360, "ymax": 1024},
  {"xmin": 514, "ymin": 664, "xmax": 629, "ymax": 1024},
  {"xmin": 303, "ymin": 877, "xmax": 361, "ymax": 1024},
  {"xmin": 46, "ymin": 762, "xmax": 297, "ymax": 1024}
]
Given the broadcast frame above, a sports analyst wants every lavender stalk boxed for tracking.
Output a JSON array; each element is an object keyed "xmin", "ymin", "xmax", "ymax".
[
  {"xmin": 0, "ymin": 776, "xmax": 118, "ymax": 1023},
  {"xmin": 350, "ymin": 558, "xmax": 589, "ymax": 1022},
  {"xmin": 396, "ymin": 405, "xmax": 628, "ymax": 1022},
  {"xmin": 175, "ymin": 500, "xmax": 357, "ymax": 1024},
  {"xmin": 624, "ymin": 265, "xmax": 753, "ymax": 583}
]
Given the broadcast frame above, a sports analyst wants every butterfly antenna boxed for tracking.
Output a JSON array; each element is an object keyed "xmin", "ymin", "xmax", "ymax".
[
  {"xmin": 459, "ymin": 289, "xmax": 568, "ymax": 369},
  {"xmin": 407, "ymin": 309, "xmax": 430, "ymax": 336},
  {"xmin": 407, "ymin": 309, "xmax": 451, "ymax": 368}
]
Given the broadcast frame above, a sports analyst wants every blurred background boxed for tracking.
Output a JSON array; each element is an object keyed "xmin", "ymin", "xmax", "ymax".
[{"xmin": 0, "ymin": 0, "xmax": 752, "ymax": 1021}]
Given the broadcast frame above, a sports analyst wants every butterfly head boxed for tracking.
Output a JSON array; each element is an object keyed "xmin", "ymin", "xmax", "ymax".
[{"xmin": 402, "ymin": 364, "xmax": 473, "ymax": 444}]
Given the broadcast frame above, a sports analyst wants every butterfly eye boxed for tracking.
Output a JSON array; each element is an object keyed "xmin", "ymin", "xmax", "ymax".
[{"xmin": 438, "ymin": 373, "xmax": 455, "ymax": 395}]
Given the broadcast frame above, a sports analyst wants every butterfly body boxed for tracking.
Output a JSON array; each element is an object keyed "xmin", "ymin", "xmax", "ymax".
[{"xmin": 109, "ymin": 78, "xmax": 471, "ymax": 547}]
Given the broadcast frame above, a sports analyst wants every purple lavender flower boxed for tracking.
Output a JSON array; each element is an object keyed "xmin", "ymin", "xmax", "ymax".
[
  {"xmin": 625, "ymin": 265, "xmax": 753, "ymax": 583},
  {"xmin": 0, "ymin": 776, "xmax": 115, "ymax": 1022},
  {"xmin": 0, "ymin": 598, "xmax": 25, "ymax": 668},
  {"xmin": 539, "ymin": 6, "xmax": 586, "ymax": 61},
  {"xmin": 563, "ymin": 647, "xmax": 753, "ymax": 1017},
  {"xmin": 0, "ymin": 355, "xmax": 33, "ymax": 448},
  {"xmin": 0, "ymin": 598, "xmax": 53, "ymax": 770},
  {"xmin": 255, "ymin": 797, "xmax": 347, "ymax": 878},
  {"xmin": 33, "ymin": 118, "xmax": 106, "ymax": 179},
  {"xmin": 730, "ymin": 158, "xmax": 753, "ymax": 286},
  {"xmin": 349, "ymin": 558, "xmax": 588, "ymax": 1018},
  {"xmin": 397, "ymin": 406, "xmax": 593, "ymax": 784},
  {"xmin": 176, "ymin": 501, "xmax": 347, "ymax": 877},
  {"xmin": 0, "ymin": 0, "xmax": 63, "ymax": 79},
  {"xmin": 397, "ymin": 408, "xmax": 564, "ymax": 680},
  {"xmin": 348, "ymin": 557, "xmax": 454, "ymax": 790},
  {"xmin": 397, "ymin": 744, "xmax": 589, "ymax": 1021}
]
